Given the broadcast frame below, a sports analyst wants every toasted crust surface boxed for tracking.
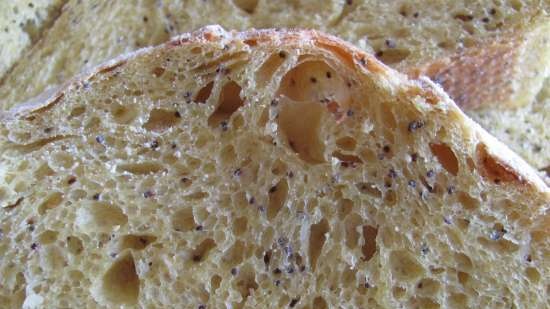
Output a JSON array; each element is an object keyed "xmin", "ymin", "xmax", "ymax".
[{"xmin": 408, "ymin": 15, "xmax": 550, "ymax": 110}]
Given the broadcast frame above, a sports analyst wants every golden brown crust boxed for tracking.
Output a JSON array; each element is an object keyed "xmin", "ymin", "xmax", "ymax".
[
  {"xmin": 476, "ymin": 143, "xmax": 526, "ymax": 185},
  {"xmin": 5, "ymin": 25, "xmax": 548, "ymax": 195},
  {"xmin": 407, "ymin": 39, "xmax": 517, "ymax": 110},
  {"xmin": 407, "ymin": 15, "xmax": 550, "ymax": 110}
]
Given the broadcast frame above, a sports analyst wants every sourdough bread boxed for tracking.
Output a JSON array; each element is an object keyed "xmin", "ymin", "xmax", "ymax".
[
  {"xmin": 0, "ymin": 27, "xmax": 548, "ymax": 309},
  {"xmin": 0, "ymin": 0, "xmax": 548, "ymax": 171}
]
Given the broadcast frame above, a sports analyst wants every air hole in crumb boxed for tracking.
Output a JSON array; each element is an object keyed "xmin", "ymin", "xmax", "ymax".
[
  {"xmin": 232, "ymin": 0, "xmax": 258, "ymax": 13},
  {"xmin": 224, "ymin": 240, "xmax": 246, "ymax": 266},
  {"xmin": 118, "ymin": 234, "xmax": 157, "ymax": 251},
  {"xmin": 38, "ymin": 192, "xmax": 63, "ymax": 215},
  {"xmin": 38, "ymin": 230, "xmax": 58, "ymax": 244},
  {"xmin": 384, "ymin": 190, "xmax": 397, "ymax": 206},
  {"xmin": 390, "ymin": 250, "xmax": 424, "ymax": 281},
  {"xmin": 76, "ymin": 201, "xmax": 127, "ymax": 233},
  {"xmin": 208, "ymin": 81, "xmax": 245, "ymax": 128},
  {"xmin": 361, "ymin": 225, "xmax": 378, "ymax": 261},
  {"xmin": 454, "ymin": 253, "xmax": 473, "ymax": 271},
  {"xmin": 111, "ymin": 104, "xmax": 138, "ymax": 124},
  {"xmin": 34, "ymin": 163, "xmax": 55, "ymax": 179},
  {"xmin": 430, "ymin": 143, "xmax": 459, "ymax": 176},
  {"xmin": 271, "ymin": 159, "xmax": 288, "ymax": 176},
  {"xmin": 191, "ymin": 239, "xmax": 216, "ymax": 262},
  {"xmin": 67, "ymin": 236, "xmax": 84, "ymax": 255},
  {"xmin": 476, "ymin": 143, "xmax": 521, "ymax": 184},
  {"xmin": 333, "ymin": 151, "xmax": 363, "ymax": 167},
  {"xmin": 117, "ymin": 162, "xmax": 163, "ymax": 175},
  {"xmin": 234, "ymin": 265, "xmax": 259, "ymax": 300},
  {"xmin": 312, "ymin": 296, "xmax": 328, "ymax": 309},
  {"xmin": 278, "ymin": 100, "xmax": 326, "ymax": 163},
  {"xmin": 143, "ymin": 108, "xmax": 182, "ymax": 132},
  {"xmin": 195, "ymin": 82, "xmax": 214, "ymax": 103},
  {"xmin": 457, "ymin": 192, "xmax": 479, "ymax": 210},
  {"xmin": 336, "ymin": 136, "xmax": 357, "ymax": 151},
  {"xmin": 525, "ymin": 267, "xmax": 540, "ymax": 283},
  {"xmin": 357, "ymin": 182, "xmax": 382, "ymax": 198},
  {"xmin": 172, "ymin": 208, "xmax": 196, "ymax": 232},
  {"xmin": 277, "ymin": 60, "xmax": 351, "ymax": 114},
  {"xmin": 338, "ymin": 199, "xmax": 353, "ymax": 219},
  {"xmin": 309, "ymin": 218, "xmax": 329, "ymax": 270},
  {"xmin": 256, "ymin": 52, "xmax": 287, "ymax": 86},
  {"xmin": 267, "ymin": 179, "xmax": 289, "ymax": 220},
  {"xmin": 152, "ymin": 67, "xmax": 165, "ymax": 77},
  {"xmin": 220, "ymin": 145, "xmax": 237, "ymax": 165},
  {"xmin": 69, "ymin": 106, "xmax": 86, "ymax": 118},
  {"xmin": 211, "ymin": 275, "xmax": 222, "ymax": 292},
  {"xmin": 477, "ymin": 237, "xmax": 519, "ymax": 253},
  {"xmin": 185, "ymin": 191, "xmax": 209, "ymax": 200},
  {"xmin": 449, "ymin": 293, "xmax": 468, "ymax": 307},
  {"xmin": 100, "ymin": 253, "xmax": 140, "ymax": 305},
  {"xmin": 416, "ymin": 278, "xmax": 440, "ymax": 295},
  {"xmin": 457, "ymin": 271, "xmax": 470, "ymax": 287},
  {"xmin": 392, "ymin": 286, "xmax": 406, "ymax": 299},
  {"xmin": 233, "ymin": 217, "xmax": 248, "ymax": 236},
  {"xmin": 408, "ymin": 297, "xmax": 440, "ymax": 309}
]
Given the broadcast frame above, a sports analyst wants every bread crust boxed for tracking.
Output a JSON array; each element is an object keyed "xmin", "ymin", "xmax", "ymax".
[
  {"xmin": 5, "ymin": 25, "xmax": 547, "ymax": 196},
  {"xmin": 407, "ymin": 15, "xmax": 550, "ymax": 110}
]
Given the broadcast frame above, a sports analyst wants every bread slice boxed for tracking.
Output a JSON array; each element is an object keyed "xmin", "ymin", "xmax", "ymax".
[
  {"xmin": 1, "ymin": 0, "xmax": 548, "ymax": 110},
  {"xmin": 1, "ymin": 27, "xmax": 548, "ymax": 309},
  {"xmin": 0, "ymin": 0, "xmax": 66, "ymax": 80},
  {"xmin": 0, "ymin": 0, "xmax": 548, "ymax": 171}
]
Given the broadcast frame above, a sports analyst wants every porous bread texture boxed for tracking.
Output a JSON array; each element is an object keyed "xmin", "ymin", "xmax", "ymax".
[
  {"xmin": 1, "ymin": 0, "xmax": 549, "ymax": 173},
  {"xmin": 1, "ymin": 0, "xmax": 548, "ymax": 109},
  {"xmin": 471, "ymin": 78, "xmax": 550, "ymax": 182},
  {"xmin": 1, "ymin": 27, "xmax": 548, "ymax": 309},
  {"xmin": 0, "ymin": 0, "xmax": 66, "ymax": 80}
]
